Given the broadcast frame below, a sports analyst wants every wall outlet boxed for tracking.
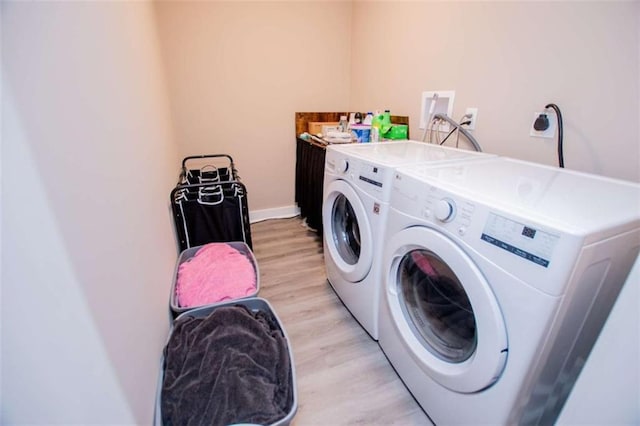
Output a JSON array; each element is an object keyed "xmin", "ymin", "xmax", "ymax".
[
  {"xmin": 419, "ymin": 90, "xmax": 455, "ymax": 130},
  {"xmin": 530, "ymin": 111, "xmax": 557, "ymax": 139},
  {"xmin": 464, "ymin": 107, "xmax": 478, "ymax": 130}
]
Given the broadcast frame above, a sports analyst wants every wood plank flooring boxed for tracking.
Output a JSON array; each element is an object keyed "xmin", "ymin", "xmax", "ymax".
[{"xmin": 250, "ymin": 217, "xmax": 432, "ymax": 425}]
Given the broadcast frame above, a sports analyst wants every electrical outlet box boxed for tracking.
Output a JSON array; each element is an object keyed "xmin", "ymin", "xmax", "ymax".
[
  {"xmin": 465, "ymin": 107, "xmax": 478, "ymax": 130},
  {"xmin": 420, "ymin": 90, "xmax": 455, "ymax": 131},
  {"xmin": 530, "ymin": 111, "xmax": 557, "ymax": 139}
]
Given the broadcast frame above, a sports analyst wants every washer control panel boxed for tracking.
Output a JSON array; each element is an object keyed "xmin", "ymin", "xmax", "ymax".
[
  {"xmin": 422, "ymin": 190, "xmax": 476, "ymax": 237},
  {"xmin": 434, "ymin": 198, "xmax": 456, "ymax": 222},
  {"xmin": 348, "ymin": 158, "xmax": 395, "ymax": 199},
  {"xmin": 357, "ymin": 163, "xmax": 384, "ymax": 189},
  {"xmin": 481, "ymin": 213, "xmax": 559, "ymax": 268},
  {"xmin": 337, "ymin": 158, "xmax": 349, "ymax": 173},
  {"xmin": 393, "ymin": 171, "xmax": 562, "ymax": 271}
]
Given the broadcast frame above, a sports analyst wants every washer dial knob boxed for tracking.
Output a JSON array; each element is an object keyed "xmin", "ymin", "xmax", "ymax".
[
  {"xmin": 338, "ymin": 159, "xmax": 349, "ymax": 173},
  {"xmin": 435, "ymin": 198, "xmax": 456, "ymax": 222}
]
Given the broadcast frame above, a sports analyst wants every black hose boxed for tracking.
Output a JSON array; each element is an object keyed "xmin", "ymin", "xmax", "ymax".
[{"xmin": 545, "ymin": 103, "xmax": 564, "ymax": 168}]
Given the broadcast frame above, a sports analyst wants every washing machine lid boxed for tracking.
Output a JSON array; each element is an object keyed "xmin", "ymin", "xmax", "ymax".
[
  {"xmin": 384, "ymin": 225, "xmax": 508, "ymax": 393},
  {"xmin": 397, "ymin": 157, "xmax": 640, "ymax": 237},
  {"xmin": 323, "ymin": 179, "xmax": 373, "ymax": 282},
  {"xmin": 329, "ymin": 140, "xmax": 491, "ymax": 167}
]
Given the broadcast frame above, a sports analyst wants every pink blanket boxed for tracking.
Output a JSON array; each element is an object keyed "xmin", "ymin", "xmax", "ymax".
[{"xmin": 176, "ymin": 243, "xmax": 256, "ymax": 308}]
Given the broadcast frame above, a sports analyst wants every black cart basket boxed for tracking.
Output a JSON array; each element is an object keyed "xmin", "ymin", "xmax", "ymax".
[{"xmin": 170, "ymin": 154, "xmax": 252, "ymax": 252}]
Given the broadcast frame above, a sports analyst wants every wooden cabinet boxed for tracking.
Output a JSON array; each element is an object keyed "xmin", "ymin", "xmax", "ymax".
[
  {"xmin": 295, "ymin": 137, "xmax": 326, "ymax": 233},
  {"xmin": 294, "ymin": 112, "xmax": 409, "ymax": 234}
]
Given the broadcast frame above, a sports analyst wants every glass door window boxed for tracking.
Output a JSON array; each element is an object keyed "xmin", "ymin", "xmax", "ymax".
[
  {"xmin": 383, "ymin": 226, "xmax": 508, "ymax": 392},
  {"xmin": 399, "ymin": 249, "xmax": 477, "ymax": 363},
  {"xmin": 331, "ymin": 194, "xmax": 361, "ymax": 265}
]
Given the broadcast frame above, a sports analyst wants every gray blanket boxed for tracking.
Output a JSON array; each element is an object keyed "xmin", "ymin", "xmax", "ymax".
[{"xmin": 161, "ymin": 305, "xmax": 293, "ymax": 426}]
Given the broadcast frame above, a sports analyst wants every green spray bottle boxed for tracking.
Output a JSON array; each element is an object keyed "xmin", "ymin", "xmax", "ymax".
[{"xmin": 371, "ymin": 110, "xmax": 392, "ymax": 142}]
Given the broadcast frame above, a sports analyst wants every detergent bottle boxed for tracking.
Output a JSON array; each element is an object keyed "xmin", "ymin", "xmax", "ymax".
[
  {"xmin": 372, "ymin": 110, "xmax": 393, "ymax": 142},
  {"xmin": 371, "ymin": 111, "xmax": 383, "ymax": 142},
  {"xmin": 380, "ymin": 110, "xmax": 393, "ymax": 138}
]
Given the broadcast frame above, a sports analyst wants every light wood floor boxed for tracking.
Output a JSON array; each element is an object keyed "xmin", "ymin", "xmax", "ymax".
[{"xmin": 251, "ymin": 217, "xmax": 432, "ymax": 426}]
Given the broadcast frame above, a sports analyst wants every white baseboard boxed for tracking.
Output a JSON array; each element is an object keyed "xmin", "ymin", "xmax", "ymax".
[{"xmin": 249, "ymin": 205, "xmax": 300, "ymax": 224}]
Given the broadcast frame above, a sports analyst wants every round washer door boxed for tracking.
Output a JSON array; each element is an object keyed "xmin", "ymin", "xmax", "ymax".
[
  {"xmin": 384, "ymin": 226, "xmax": 508, "ymax": 393},
  {"xmin": 323, "ymin": 179, "xmax": 373, "ymax": 282}
]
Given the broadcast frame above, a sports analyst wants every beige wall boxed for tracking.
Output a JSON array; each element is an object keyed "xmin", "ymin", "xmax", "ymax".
[
  {"xmin": 157, "ymin": 1, "xmax": 639, "ymax": 216},
  {"xmin": 154, "ymin": 1, "xmax": 353, "ymax": 211},
  {"xmin": 350, "ymin": 1, "xmax": 640, "ymax": 182},
  {"xmin": 2, "ymin": 2, "xmax": 178, "ymax": 423},
  {"xmin": 1, "ymin": 2, "xmax": 637, "ymax": 421}
]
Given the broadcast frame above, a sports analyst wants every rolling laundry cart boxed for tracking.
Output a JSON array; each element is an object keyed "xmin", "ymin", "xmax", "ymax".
[
  {"xmin": 170, "ymin": 154, "xmax": 253, "ymax": 251},
  {"xmin": 159, "ymin": 156, "xmax": 298, "ymax": 425}
]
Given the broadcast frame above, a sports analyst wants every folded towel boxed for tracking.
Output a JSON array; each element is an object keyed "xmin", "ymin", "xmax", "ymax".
[
  {"xmin": 177, "ymin": 243, "xmax": 256, "ymax": 308},
  {"xmin": 161, "ymin": 305, "xmax": 293, "ymax": 426}
]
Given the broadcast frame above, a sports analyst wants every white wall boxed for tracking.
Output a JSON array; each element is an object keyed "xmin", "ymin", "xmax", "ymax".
[
  {"xmin": 2, "ymin": 2, "xmax": 178, "ymax": 424},
  {"xmin": 350, "ymin": 1, "xmax": 640, "ymax": 182}
]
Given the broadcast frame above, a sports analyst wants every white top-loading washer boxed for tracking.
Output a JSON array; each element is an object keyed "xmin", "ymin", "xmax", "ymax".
[
  {"xmin": 378, "ymin": 156, "xmax": 640, "ymax": 424},
  {"xmin": 322, "ymin": 141, "xmax": 493, "ymax": 339}
]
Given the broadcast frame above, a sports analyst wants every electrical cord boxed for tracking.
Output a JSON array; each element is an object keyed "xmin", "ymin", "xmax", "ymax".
[
  {"xmin": 439, "ymin": 114, "xmax": 469, "ymax": 146},
  {"xmin": 432, "ymin": 113, "xmax": 483, "ymax": 151},
  {"xmin": 456, "ymin": 114, "xmax": 473, "ymax": 148},
  {"xmin": 545, "ymin": 103, "xmax": 564, "ymax": 168},
  {"xmin": 439, "ymin": 126, "xmax": 458, "ymax": 146}
]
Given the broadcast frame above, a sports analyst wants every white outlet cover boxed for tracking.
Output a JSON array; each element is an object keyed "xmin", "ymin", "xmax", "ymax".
[
  {"xmin": 530, "ymin": 111, "xmax": 557, "ymax": 139},
  {"xmin": 465, "ymin": 107, "xmax": 478, "ymax": 130},
  {"xmin": 420, "ymin": 90, "xmax": 455, "ymax": 130}
]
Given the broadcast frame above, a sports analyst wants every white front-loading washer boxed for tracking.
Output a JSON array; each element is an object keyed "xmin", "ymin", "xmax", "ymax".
[
  {"xmin": 378, "ymin": 157, "xmax": 640, "ymax": 424},
  {"xmin": 322, "ymin": 141, "xmax": 492, "ymax": 340}
]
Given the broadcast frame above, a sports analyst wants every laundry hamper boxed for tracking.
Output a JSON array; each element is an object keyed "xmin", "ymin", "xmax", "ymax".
[
  {"xmin": 171, "ymin": 154, "xmax": 253, "ymax": 251},
  {"xmin": 169, "ymin": 241, "xmax": 259, "ymax": 318},
  {"xmin": 155, "ymin": 298, "xmax": 298, "ymax": 426}
]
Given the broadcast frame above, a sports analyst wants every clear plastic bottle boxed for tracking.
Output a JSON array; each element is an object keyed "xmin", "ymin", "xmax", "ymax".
[
  {"xmin": 338, "ymin": 115, "xmax": 348, "ymax": 133},
  {"xmin": 363, "ymin": 112, "xmax": 374, "ymax": 125},
  {"xmin": 371, "ymin": 112, "xmax": 383, "ymax": 142}
]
